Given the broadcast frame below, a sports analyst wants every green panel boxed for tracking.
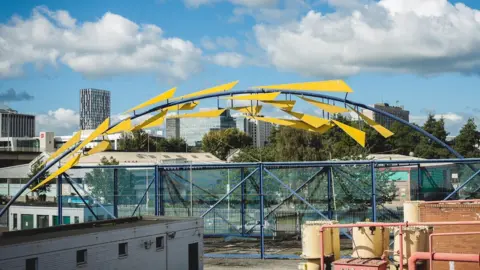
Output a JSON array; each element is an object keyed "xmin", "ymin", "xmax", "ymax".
[
  {"xmin": 21, "ymin": 214, "xmax": 34, "ymax": 230},
  {"xmin": 389, "ymin": 171, "xmax": 409, "ymax": 181},
  {"xmin": 63, "ymin": 216, "xmax": 70, "ymax": 225}
]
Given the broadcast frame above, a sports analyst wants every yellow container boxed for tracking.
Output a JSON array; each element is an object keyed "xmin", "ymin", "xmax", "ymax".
[
  {"xmin": 301, "ymin": 220, "xmax": 340, "ymax": 260},
  {"xmin": 298, "ymin": 259, "xmax": 321, "ymax": 270},
  {"xmin": 393, "ymin": 226, "xmax": 431, "ymax": 265},
  {"xmin": 351, "ymin": 222, "xmax": 389, "ymax": 258},
  {"xmin": 403, "ymin": 201, "xmax": 424, "ymax": 222}
]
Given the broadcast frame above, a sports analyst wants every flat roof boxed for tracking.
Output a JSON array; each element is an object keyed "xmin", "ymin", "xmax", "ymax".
[{"xmin": 0, "ymin": 216, "xmax": 199, "ymax": 247}]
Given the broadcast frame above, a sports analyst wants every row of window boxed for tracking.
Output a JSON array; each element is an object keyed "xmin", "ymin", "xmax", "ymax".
[
  {"xmin": 12, "ymin": 213, "xmax": 85, "ymax": 230},
  {"xmin": 25, "ymin": 236, "xmax": 165, "ymax": 270}
]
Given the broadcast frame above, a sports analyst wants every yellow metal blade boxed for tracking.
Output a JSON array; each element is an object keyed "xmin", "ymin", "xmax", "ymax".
[
  {"xmin": 125, "ymin": 87, "xmax": 176, "ymax": 113},
  {"xmin": 85, "ymin": 141, "xmax": 111, "ymax": 156},
  {"xmin": 332, "ymin": 120, "xmax": 366, "ymax": 147},
  {"xmin": 349, "ymin": 106, "xmax": 394, "ymax": 138},
  {"xmin": 174, "ymin": 81, "xmax": 239, "ymax": 100},
  {"xmin": 299, "ymin": 96, "xmax": 350, "ymax": 114},
  {"xmin": 163, "ymin": 102, "xmax": 199, "ymax": 111},
  {"xmin": 262, "ymin": 100, "xmax": 296, "ymax": 111},
  {"xmin": 283, "ymin": 111, "xmax": 330, "ymax": 128},
  {"xmin": 253, "ymin": 80, "xmax": 353, "ymax": 93},
  {"xmin": 249, "ymin": 116, "xmax": 296, "ymax": 126},
  {"xmin": 251, "ymin": 116, "xmax": 334, "ymax": 134},
  {"xmin": 132, "ymin": 110, "xmax": 168, "ymax": 131},
  {"xmin": 226, "ymin": 92, "xmax": 280, "ymax": 101},
  {"xmin": 169, "ymin": 109, "xmax": 226, "ymax": 119},
  {"xmin": 31, "ymin": 154, "xmax": 81, "ymax": 191},
  {"xmin": 69, "ymin": 118, "xmax": 110, "ymax": 156},
  {"xmin": 105, "ymin": 118, "xmax": 132, "ymax": 134},
  {"xmin": 232, "ymin": 105, "xmax": 263, "ymax": 116},
  {"xmin": 45, "ymin": 130, "xmax": 81, "ymax": 163}
]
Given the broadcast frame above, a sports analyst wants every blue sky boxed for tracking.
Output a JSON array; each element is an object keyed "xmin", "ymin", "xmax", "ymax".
[{"xmin": 1, "ymin": 0, "xmax": 480, "ymax": 136}]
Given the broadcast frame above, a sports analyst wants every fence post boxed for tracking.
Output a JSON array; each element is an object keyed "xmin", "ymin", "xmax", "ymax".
[
  {"xmin": 159, "ymin": 168, "xmax": 165, "ymax": 216},
  {"xmin": 371, "ymin": 162, "xmax": 377, "ymax": 222},
  {"xmin": 259, "ymin": 163, "xmax": 265, "ymax": 259},
  {"xmin": 327, "ymin": 166, "xmax": 333, "ymax": 219},
  {"xmin": 154, "ymin": 166, "xmax": 159, "ymax": 216},
  {"xmin": 57, "ymin": 174, "xmax": 63, "ymax": 225},
  {"xmin": 240, "ymin": 167, "xmax": 246, "ymax": 236},
  {"xmin": 417, "ymin": 164, "xmax": 422, "ymax": 200},
  {"xmin": 113, "ymin": 168, "xmax": 119, "ymax": 218}
]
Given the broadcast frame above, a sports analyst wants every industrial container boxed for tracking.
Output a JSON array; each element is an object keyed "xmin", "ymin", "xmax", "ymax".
[
  {"xmin": 351, "ymin": 222, "xmax": 389, "ymax": 259},
  {"xmin": 403, "ymin": 200, "xmax": 424, "ymax": 222},
  {"xmin": 332, "ymin": 258, "xmax": 388, "ymax": 270},
  {"xmin": 393, "ymin": 226, "xmax": 431, "ymax": 265},
  {"xmin": 297, "ymin": 259, "xmax": 321, "ymax": 270},
  {"xmin": 301, "ymin": 220, "xmax": 340, "ymax": 260}
]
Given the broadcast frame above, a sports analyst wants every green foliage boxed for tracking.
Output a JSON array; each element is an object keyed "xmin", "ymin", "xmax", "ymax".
[
  {"xmin": 28, "ymin": 158, "xmax": 50, "ymax": 196},
  {"xmin": 231, "ymin": 146, "xmax": 276, "ymax": 162},
  {"xmin": 118, "ymin": 130, "xmax": 187, "ymax": 152},
  {"xmin": 202, "ymin": 128, "xmax": 252, "ymax": 160},
  {"xmin": 453, "ymin": 118, "xmax": 480, "ymax": 158},
  {"xmin": 414, "ymin": 114, "xmax": 451, "ymax": 159},
  {"xmin": 85, "ymin": 156, "xmax": 136, "ymax": 204}
]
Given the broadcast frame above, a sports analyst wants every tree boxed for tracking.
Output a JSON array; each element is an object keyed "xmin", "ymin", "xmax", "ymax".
[
  {"xmin": 118, "ymin": 130, "xmax": 150, "ymax": 151},
  {"xmin": 454, "ymin": 118, "xmax": 480, "ymax": 158},
  {"xmin": 231, "ymin": 146, "xmax": 276, "ymax": 162},
  {"xmin": 201, "ymin": 128, "xmax": 252, "ymax": 160},
  {"xmin": 156, "ymin": 137, "xmax": 188, "ymax": 152},
  {"xmin": 85, "ymin": 156, "xmax": 136, "ymax": 204},
  {"xmin": 415, "ymin": 114, "xmax": 451, "ymax": 159},
  {"xmin": 385, "ymin": 121, "xmax": 421, "ymax": 155},
  {"xmin": 28, "ymin": 158, "xmax": 50, "ymax": 201}
]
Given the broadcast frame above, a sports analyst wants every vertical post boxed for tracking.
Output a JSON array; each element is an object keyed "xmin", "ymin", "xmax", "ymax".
[
  {"xmin": 327, "ymin": 166, "xmax": 333, "ymax": 220},
  {"xmin": 417, "ymin": 164, "xmax": 422, "ymax": 200},
  {"xmin": 159, "ymin": 168, "xmax": 165, "ymax": 216},
  {"xmin": 113, "ymin": 168, "xmax": 119, "ymax": 218},
  {"xmin": 371, "ymin": 162, "xmax": 377, "ymax": 222},
  {"xmin": 154, "ymin": 165, "xmax": 159, "ymax": 216},
  {"xmin": 57, "ymin": 174, "xmax": 63, "ymax": 225},
  {"xmin": 259, "ymin": 163, "xmax": 265, "ymax": 259},
  {"xmin": 240, "ymin": 168, "xmax": 246, "ymax": 236}
]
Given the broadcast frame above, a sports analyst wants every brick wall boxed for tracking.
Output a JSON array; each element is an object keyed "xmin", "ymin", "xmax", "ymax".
[{"xmin": 419, "ymin": 202, "xmax": 480, "ymax": 270}]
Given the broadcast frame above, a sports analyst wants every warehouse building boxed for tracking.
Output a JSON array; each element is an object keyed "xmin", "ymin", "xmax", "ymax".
[{"xmin": 0, "ymin": 216, "xmax": 203, "ymax": 270}]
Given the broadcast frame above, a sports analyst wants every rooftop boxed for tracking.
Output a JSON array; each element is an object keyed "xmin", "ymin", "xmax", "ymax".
[{"xmin": 0, "ymin": 216, "xmax": 199, "ymax": 247}]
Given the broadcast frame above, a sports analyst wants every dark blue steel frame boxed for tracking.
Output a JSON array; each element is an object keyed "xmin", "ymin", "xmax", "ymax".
[{"xmin": 1, "ymin": 89, "xmax": 479, "ymax": 259}]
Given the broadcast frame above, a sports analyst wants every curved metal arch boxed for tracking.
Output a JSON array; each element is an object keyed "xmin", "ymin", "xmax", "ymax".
[{"xmin": 131, "ymin": 89, "xmax": 463, "ymax": 159}]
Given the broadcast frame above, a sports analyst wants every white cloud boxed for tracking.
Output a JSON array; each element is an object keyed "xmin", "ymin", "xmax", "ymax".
[
  {"xmin": 0, "ymin": 6, "xmax": 202, "ymax": 81},
  {"xmin": 210, "ymin": 52, "xmax": 244, "ymax": 67},
  {"xmin": 254, "ymin": 0, "xmax": 480, "ymax": 77},
  {"xmin": 184, "ymin": 0, "xmax": 277, "ymax": 8},
  {"xmin": 201, "ymin": 36, "xmax": 238, "ymax": 51},
  {"xmin": 36, "ymin": 108, "xmax": 79, "ymax": 135},
  {"xmin": 410, "ymin": 112, "xmax": 476, "ymax": 135}
]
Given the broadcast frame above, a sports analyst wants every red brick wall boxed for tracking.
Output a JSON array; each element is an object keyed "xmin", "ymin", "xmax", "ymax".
[{"xmin": 419, "ymin": 202, "xmax": 480, "ymax": 270}]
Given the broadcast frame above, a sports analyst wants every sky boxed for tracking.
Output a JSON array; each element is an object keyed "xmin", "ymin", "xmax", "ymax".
[{"xmin": 1, "ymin": 0, "xmax": 480, "ymax": 136}]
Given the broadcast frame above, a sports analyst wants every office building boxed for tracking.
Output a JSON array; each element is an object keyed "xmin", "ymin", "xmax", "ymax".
[
  {"xmin": 236, "ymin": 116, "xmax": 273, "ymax": 148},
  {"xmin": 80, "ymin": 89, "xmax": 110, "ymax": 130},
  {"xmin": 362, "ymin": 103, "xmax": 409, "ymax": 129},
  {"xmin": 167, "ymin": 109, "xmax": 236, "ymax": 146},
  {"xmin": 0, "ymin": 216, "xmax": 204, "ymax": 270},
  {"xmin": 0, "ymin": 104, "xmax": 35, "ymax": 138},
  {"xmin": 166, "ymin": 118, "xmax": 180, "ymax": 139}
]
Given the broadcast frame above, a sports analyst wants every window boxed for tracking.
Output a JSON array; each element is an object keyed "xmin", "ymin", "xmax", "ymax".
[
  {"xmin": 13, "ymin": 213, "xmax": 17, "ymax": 229},
  {"xmin": 156, "ymin": 236, "xmax": 164, "ymax": 250},
  {"xmin": 76, "ymin": 249, "xmax": 87, "ymax": 265},
  {"xmin": 36, "ymin": 215, "xmax": 49, "ymax": 228},
  {"xmin": 118, "ymin": 243, "xmax": 128, "ymax": 257},
  {"xmin": 26, "ymin": 258, "xmax": 38, "ymax": 270},
  {"xmin": 74, "ymin": 216, "xmax": 80, "ymax": 224}
]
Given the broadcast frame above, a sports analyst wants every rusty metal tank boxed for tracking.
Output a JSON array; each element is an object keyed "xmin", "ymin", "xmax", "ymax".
[
  {"xmin": 301, "ymin": 220, "xmax": 340, "ymax": 260},
  {"xmin": 351, "ymin": 222, "xmax": 389, "ymax": 259}
]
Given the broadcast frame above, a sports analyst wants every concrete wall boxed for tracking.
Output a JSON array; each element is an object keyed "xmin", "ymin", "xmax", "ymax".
[{"xmin": 0, "ymin": 218, "xmax": 204, "ymax": 270}]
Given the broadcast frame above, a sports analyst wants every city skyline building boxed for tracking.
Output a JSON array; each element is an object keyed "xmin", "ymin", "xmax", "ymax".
[
  {"xmin": 0, "ymin": 104, "xmax": 35, "ymax": 138},
  {"xmin": 79, "ymin": 89, "xmax": 110, "ymax": 130},
  {"xmin": 236, "ymin": 116, "xmax": 273, "ymax": 148},
  {"xmin": 362, "ymin": 103, "xmax": 410, "ymax": 129}
]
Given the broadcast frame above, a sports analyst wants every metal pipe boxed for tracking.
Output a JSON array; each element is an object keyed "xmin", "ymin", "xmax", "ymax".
[
  {"xmin": 113, "ymin": 168, "xmax": 119, "ymax": 218},
  {"xmin": 399, "ymin": 226, "xmax": 404, "ymax": 270},
  {"xmin": 159, "ymin": 168, "xmax": 165, "ymax": 216},
  {"xmin": 422, "ymin": 199, "xmax": 479, "ymax": 204},
  {"xmin": 429, "ymin": 232, "xmax": 480, "ymax": 270},
  {"xmin": 259, "ymin": 163, "xmax": 265, "ymax": 259},
  {"xmin": 371, "ymin": 162, "xmax": 377, "ymax": 221},
  {"xmin": 154, "ymin": 165, "xmax": 159, "ymax": 216},
  {"xmin": 240, "ymin": 168, "xmax": 246, "ymax": 237},
  {"xmin": 327, "ymin": 167, "xmax": 333, "ymax": 219},
  {"xmin": 408, "ymin": 252, "xmax": 480, "ymax": 270},
  {"xmin": 57, "ymin": 174, "xmax": 63, "ymax": 225}
]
